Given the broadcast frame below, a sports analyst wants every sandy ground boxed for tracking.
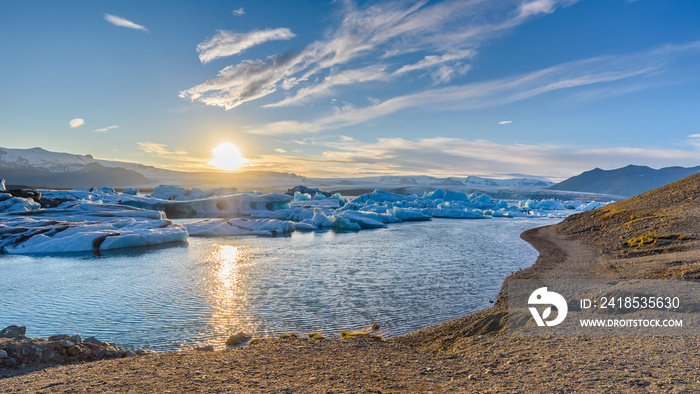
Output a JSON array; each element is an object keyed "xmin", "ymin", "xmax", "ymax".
[{"xmin": 3, "ymin": 217, "xmax": 700, "ymax": 392}]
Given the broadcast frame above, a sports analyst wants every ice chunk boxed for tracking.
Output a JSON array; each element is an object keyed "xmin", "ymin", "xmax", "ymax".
[
  {"xmin": 185, "ymin": 218, "xmax": 296, "ymax": 236},
  {"xmin": 121, "ymin": 192, "xmax": 293, "ymax": 218},
  {"xmin": 390, "ymin": 207, "xmax": 431, "ymax": 221},
  {"xmin": 294, "ymin": 191, "xmax": 312, "ymax": 200},
  {"xmin": 152, "ymin": 185, "xmax": 188, "ymax": 200},
  {"xmin": 576, "ymin": 201, "xmax": 611, "ymax": 211},
  {"xmin": 0, "ymin": 194, "xmax": 41, "ymax": 213},
  {"xmin": 337, "ymin": 211, "xmax": 387, "ymax": 229},
  {"xmin": 351, "ymin": 190, "xmax": 410, "ymax": 204},
  {"xmin": 0, "ymin": 208, "xmax": 187, "ymax": 254},
  {"xmin": 122, "ymin": 188, "xmax": 139, "ymax": 195},
  {"xmin": 0, "ymin": 179, "xmax": 5, "ymax": 191},
  {"xmin": 422, "ymin": 208, "xmax": 491, "ymax": 219},
  {"xmin": 443, "ymin": 190, "xmax": 468, "ymax": 202}
]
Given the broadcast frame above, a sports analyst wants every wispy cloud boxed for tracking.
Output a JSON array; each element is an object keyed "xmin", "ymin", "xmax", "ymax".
[
  {"xmin": 69, "ymin": 118, "xmax": 85, "ymax": 128},
  {"xmin": 94, "ymin": 125, "xmax": 119, "ymax": 133},
  {"xmin": 499, "ymin": 120, "xmax": 512, "ymax": 124},
  {"xmin": 265, "ymin": 65, "xmax": 390, "ymax": 107},
  {"xmin": 104, "ymin": 14, "xmax": 149, "ymax": 32},
  {"xmin": 247, "ymin": 41, "xmax": 700, "ymax": 135},
  {"xmin": 137, "ymin": 142, "xmax": 187, "ymax": 156},
  {"xmin": 394, "ymin": 50, "xmax": 476, "ymax": 84},
  {"xmin": 182, "ymin": 0, "xmax": 579, "ymax": 110},
  {"xmin": 197, "ymin": 28, "xmax": 296, "ymax": 63},
  {"xmin": 232, "ymin": 8, "xmax": 246, "ymax": 16}
]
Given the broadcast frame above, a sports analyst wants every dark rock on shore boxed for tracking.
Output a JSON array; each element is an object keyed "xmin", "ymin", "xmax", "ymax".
[
  {"xmin": 0, "ymin": 325, "xmax": 136, "ymax": 369},
  {"xmin": 0, "ymin": 325, "xmax": 26, "ymax": 339}
]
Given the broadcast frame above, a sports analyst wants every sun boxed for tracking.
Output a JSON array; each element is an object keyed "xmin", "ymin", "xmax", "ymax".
[{"xmin": 210, "ymin": 143, "xmax": 247, "ymax": 171}]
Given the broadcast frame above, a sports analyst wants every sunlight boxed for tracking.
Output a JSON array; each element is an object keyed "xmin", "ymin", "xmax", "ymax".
[{"xmin": 210, "ymin": 142, "xmax": 247, "ymax": 171}]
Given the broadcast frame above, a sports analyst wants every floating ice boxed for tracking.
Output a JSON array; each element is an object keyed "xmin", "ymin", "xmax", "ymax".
[
  {"xmin": 0, "ymin": 193, "xmax": 41, "ymax": 213},
  {"xmin": 0, "ymin": 204, "xmax": 187, "ymax": 254},
  {"xmin": 0, "ymin": 184, "xmax": 613, "ymax": 253},
  {"xmin": 121, "ymin": 192, "xmax": 293, "ymax": 218},
  {"xmin": 185, "ymin": 218, "xmax": 296, "ymax": 236}
]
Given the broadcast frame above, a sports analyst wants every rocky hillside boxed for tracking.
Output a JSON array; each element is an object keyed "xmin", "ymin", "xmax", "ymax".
[{"xmin": 556, "ymin": 171, "xmax": 700, "ymax": 258}]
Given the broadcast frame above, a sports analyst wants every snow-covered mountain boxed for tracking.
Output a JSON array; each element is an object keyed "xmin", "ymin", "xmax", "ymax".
[
  {"xmin": 0, "ymin": 147, "xmax": 306, "ymax": 189},
  {"xmin": 0, "ymin": 147, "xmax": 177, "ymax": 178}
]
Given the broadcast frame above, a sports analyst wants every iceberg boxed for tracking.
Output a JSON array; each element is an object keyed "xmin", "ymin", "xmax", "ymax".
[
  {"xmin": 0, "ymin": 193, "xmax": 41, "ymax": 213},
  {"xmin": 121, "ymin": 192, "xmax": 293, "ymax": 218},
  {"xmin": 0, "ymin": 204, "xmax": 187, "ymax": 254},
  {"xmin": 185, "ymin": 218, "xmax": 296, "ymax": 236}
]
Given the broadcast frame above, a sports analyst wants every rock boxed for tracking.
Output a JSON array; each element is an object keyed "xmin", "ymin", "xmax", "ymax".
[
  {"xmin": 371, "ymin": 323, "xmax": 380, "ymax": 330},
  {"xmin": 59, "ymin": 341, "xmax": 76, "ymax": 348},
  {"xmin": 0, "ymin": 325, "xmax": 26, "ymax": 338},
  {"xmin": 67, "ymin": 346, "xmax": 82, "ymax": 356},
  {"xmin": 69, "ymin": 334, "xmax": 82, "ymax": 344},
  {"xmin": 468, "ymin": 374, "xmax": 477, "ymax": 380},
  {"xmin": 124, "ymin": 350, "xmax": 137, "ymax": 357},
  {"xmin": 226, "ymin": 333, "xmax": 252, "ymax": 347},
  {"xmin": 195, "ymin": 345, "xmax": 215, "ymax": 352},
  {"xmin": 83, "ymin": 336, "xmax": 102, "ymax": 345},
  {"xmin": 48, "ymin": 334, "xmax": 70, "ymax": 342},
  {"xmin": 486, "ymin": 369, "xmax": 496, "ymax": 375},
  {"xmin": 0, "ymin": 350, "xmax": 7, "ymax": 358}
]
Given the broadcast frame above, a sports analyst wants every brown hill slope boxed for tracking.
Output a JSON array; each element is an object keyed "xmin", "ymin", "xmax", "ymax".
[{"xmin": 556, "ymin": 171, "xmax": 700, "ymax": 259}]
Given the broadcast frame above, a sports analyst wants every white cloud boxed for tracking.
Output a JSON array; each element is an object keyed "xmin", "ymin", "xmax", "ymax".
[
  {"xmin": 499, "ymin": 120, "xmax": 512, "ymax": 124},
  {"xmin": 519, "ymin": 0, "xmax": 559, "ymax": 17},
  {"xmin": 137, "ymin": 142, "xmax": 187, "ymax": 156},
  {"xmin": 197, "ymin": 28, "xmax": 296, "ymax": 63},
  {"xmin": 274, "ymin": 148, "xmax": 287, "ymax": 153},
  {"xmin": 265, "ymin": 65, "xmax": 390, "ymax": 107},
  {"xmin": 394, "ymin": 50, "xmax": 476, "ymax": 83},
  {"xmin": 104, "ymin": 14, "xmax": 149, "ymax": 32},
  {"xmin": 183, "ymin": 0, "xmax": 579, "ymax": 110},
  {"xmin": 69, "ymin": 118, "xmax": 85, "ymax": 128},
  {"xmin": 94, "ymin": 125, "xmax": 119, "ymax": 133},
  {"xmin": 247, "ymin": 41, "xmax": 700, "ymax": 135},
  {"xmin": 232, "ymin": 8, "xmax": 246, "ymax": 16}
]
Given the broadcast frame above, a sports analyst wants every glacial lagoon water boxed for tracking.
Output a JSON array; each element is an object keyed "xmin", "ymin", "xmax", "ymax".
[{"xmin": 0, "ymin": 217, "xmax": 560, "ymax": 351}]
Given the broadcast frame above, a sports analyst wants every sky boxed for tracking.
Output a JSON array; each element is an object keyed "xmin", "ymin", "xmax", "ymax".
[{"xmin": 1, "ymin": 0, "xmax": 700, "ymax": 180}]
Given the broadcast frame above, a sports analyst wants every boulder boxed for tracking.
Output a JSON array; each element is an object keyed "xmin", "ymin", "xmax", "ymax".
[
  {"xmin": 0, "ymin": 325, "xmax": 26, "ymax": 338},
  {"xmin": 83, "ymin": 336, "xmax": 102, "ymax": 345},
  {"xmin": 225, "ymin": 333, "xmax": 252, "ymax": 347}
]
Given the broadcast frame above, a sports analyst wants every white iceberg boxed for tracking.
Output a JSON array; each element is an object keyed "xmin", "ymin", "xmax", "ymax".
[
  {"xmin": 0, "ymin": 204, "xmax": 187, "ymax": 254},
  {"xmin": 185, "ymin": 218, "xmax": 296, "ymax": 236}
]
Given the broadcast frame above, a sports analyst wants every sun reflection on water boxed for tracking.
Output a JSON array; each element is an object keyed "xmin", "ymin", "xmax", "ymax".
[{"xmin": 206, "ymin": 244, "xmax": 260, "ymax": 348}]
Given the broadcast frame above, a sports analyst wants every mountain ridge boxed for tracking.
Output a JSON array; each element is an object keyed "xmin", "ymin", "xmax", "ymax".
[{"xmin": 549, "ymin": 164, "xmax": 700, "ymax": 197}]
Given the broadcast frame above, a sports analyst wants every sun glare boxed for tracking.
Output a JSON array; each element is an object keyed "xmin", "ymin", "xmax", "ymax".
[{"xmin": 210, "ymin": 143, "xmax": 247, "ymax": 171}]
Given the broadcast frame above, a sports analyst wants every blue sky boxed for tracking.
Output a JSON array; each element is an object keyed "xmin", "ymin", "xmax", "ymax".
[{"xmin": 1, "ymin": 0, "xmax": 700, "ymax": 179}]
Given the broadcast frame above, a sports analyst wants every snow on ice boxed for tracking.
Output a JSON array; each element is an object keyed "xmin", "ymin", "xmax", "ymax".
[{"xmin": 0, "ymin": 184, "xmax": 612, "ymax": 254}]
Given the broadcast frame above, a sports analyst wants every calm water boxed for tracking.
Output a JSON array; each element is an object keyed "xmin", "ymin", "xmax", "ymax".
[{"xmin": 0, "ymin": 218, "xmax": 559, "ymax": 351}]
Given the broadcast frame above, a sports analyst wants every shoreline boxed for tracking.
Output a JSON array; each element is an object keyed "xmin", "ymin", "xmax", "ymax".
[{"xmin": 3, "ymin": 221, "xmax": 700, "ymax": 391}]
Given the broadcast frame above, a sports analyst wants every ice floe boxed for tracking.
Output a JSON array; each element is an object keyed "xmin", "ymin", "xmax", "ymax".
[
  {"xmin": 0, "ymin": 203, "xmax": 187, "ymax": 254},
  {"xmin": 0, "ymin": 184, "xmax": 613, "ymax": 254}
]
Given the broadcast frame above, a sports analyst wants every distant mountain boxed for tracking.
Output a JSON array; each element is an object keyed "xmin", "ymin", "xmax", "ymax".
[
  {"xmin": 549, "ymin": 165, "xmax": 700, "ymax": 197},
  {"xmin": 0, "ymin": 147, "xmax": 306, "ymax": 189}
]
